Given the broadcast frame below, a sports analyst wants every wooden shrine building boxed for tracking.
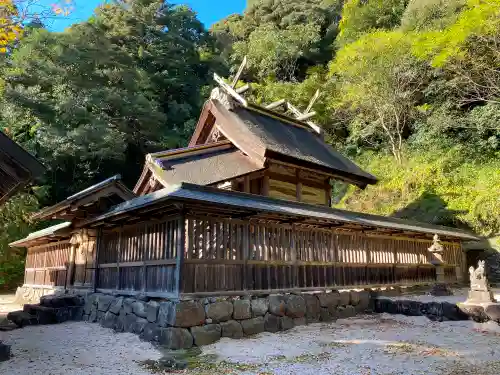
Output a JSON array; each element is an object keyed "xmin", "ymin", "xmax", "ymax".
[
  {"xmin": 11, "ymin": 62, "xmax": 479, "ymax": 301},
  {"xmin": 0, "ymin": 131, "xmax": 45, "ymax": 205}
]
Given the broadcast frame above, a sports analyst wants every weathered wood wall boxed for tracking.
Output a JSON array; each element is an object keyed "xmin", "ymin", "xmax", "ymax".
[
  {"xmin": 95, "ymin": 216, "xmax": 182, "ymax": 298},
  {"xmin": 24, "ymin": 240, "xmax": 72, "ymax": 288},
  {"xmin": 182, "ymin": 216, "xmax": 463, "ymax": 294},
  {"xmin": 92, "ymin": 215, "xmax": 464, "ymax": 297}
]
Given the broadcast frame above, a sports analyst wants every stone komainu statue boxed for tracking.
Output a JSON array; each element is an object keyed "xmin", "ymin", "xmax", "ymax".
[{"xmin": 469, "ymin": 260, "xmax": 487, "ymax": 292}]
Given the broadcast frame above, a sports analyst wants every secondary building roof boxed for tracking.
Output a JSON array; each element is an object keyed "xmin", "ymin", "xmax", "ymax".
[
  {"xmin": 9, "ymin": 221, "xmax": 72, "ymax": 248},
  {"xmin": 135, "ymin": 142, "xmax": 264, "ymax": 194},
  {"xmin": 0, "ymin": 131, "xmax": 45, "ymax": 205},
  {"xmin": 32, "ymin": 174, "xmax": 135, "ymax": 221},
  {"xmin": 84, "ymin": 183, "xmax": 479, "ymax": 241}
]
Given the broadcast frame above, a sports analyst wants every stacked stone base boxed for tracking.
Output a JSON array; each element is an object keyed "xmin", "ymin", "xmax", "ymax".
[
  {"xmin": 7, "ymin": 295, "xmax": 84, "ymax": 328},
  {"xmin": 82, "ymin": 290, "xmax": 372, "ymax": 349}
]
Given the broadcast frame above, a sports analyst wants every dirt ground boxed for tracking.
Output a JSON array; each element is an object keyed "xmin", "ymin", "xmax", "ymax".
[{"xmin": 1, "ymin": 290, "xmax": 500, "ymax": 375}]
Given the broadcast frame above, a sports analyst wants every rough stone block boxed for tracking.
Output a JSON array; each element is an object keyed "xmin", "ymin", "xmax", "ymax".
[
  {"xmin": 350, "ymin": 291, "xmax": 361, "ymax": 306},
  {"xmin": 55, "ymin": 307, "xmax": 71, "ymax": 323},
  {"xmin": 69, "ymin": 306, "xmax": 84, "ymax": 321},
  {"xmin": 97, "ymin": 295, "xmax": 115, "ymax": 312},
  {"xmin": 374, "ymin": 298, "xmax": 395, "ymax": 314},
  {"xmin": 114, "ymin": 312, "xmax": 127, "ymax": 332},
  {"xmin": 0, "ymin": 343, "xmax": 11, "ymax": 362},
  {"xmin": 241, "ymin": 317, "xmax": 265, "ymax": 336},
  {"xmin": 7, "ymin": 311, "xmax": 38, "ymax": 327},
  {"xmin": 338, "ymin": 292, "xmax": 350, "ymax": 306},
  {"xmin": 140, "ymin": 323, "xmax": 161, "ymax": 343},
  {"xmin": 396, "ymin": 300, "xmax": 423, "ymax": 317},
  {"xmin": 285, "ymin": 295, "xmax": 306, "ymax": 318},
  {"xmin": 279, "ymin": 316, "xmax": 294, "ymax": 331},
  {"xmin": 101, "ymin": 311, "xmax": 117, "ymax": 329},
  {"xmin": 124, "ymin": 313, "xmax": 138, "ymax": 333},
  {"xmin": 146, "ymin": 301, "xmax": 160, "ymax": 323},
  {"xmin": 123, "ymin": 298, "xmax": 136, "ymax": 314},
  {"xmin": 88, "ymin": 309, "xmax": 98, "ymax": 323},
  {"xmin": 206, "ymin": 301, "xmax": 233, "ymax": 322},
  {"xmin": 221, "ymin": 320, "xmax": 243, "ymax": 339},
  {"xmin": 30, "ymin": 306, "xmax": 58, "ymax": 324},
  {"xmin": 233, "ymin": 300, "xmax": 251, "ymax": 320},
  {"xmin": 96, "ymin": 310, "xmax": 105, "ymax": 322},
  {"xmin": 441, "ymin": 302, "xmax": 469, "ymax": 321},
  {"xmin": 293, "ymin": 317, "xmax": 306, "ymax": 326},
  {"xmin": 356, "ymin": 291, "xmax": 371, "ymax": 311},
  {"xmin": 320, "ymin": 307, "xmax": 333, "ymax": 322},
  {"xmin": 430, "ymin": 284, "xmax": 453, "ymax": 296},
  {"xmin": 485, "ymin": 304, "xmax": 500, "ymax": 322},
  {"xmin": 158, "ymin": 327, "xmax": 193, "ymax": 350},
  {"xmin": 108, "ymin": 297, "xmax": 124, "ymax": 315},
  {"xmin": 191, "ymin": 324, "xmax": 222, "ymax": 346},
  {"xmin": 132, "ymin": 301, "xmax": 148, "ymax": 318},
  {"xmin": 317, "ymin": 292, "xmax": 340, "ymax": 311},
  {"xmin": 158, "ymin": 301, "xmax": 176, "ymax": 327},
  {"xmin": 268, "ymin": 295, "xmax": 286, "ymax": 316},
  {"xmin": 264, "ymin": 313, "xmax": 280, "ymax": 333},
  {"xmin": 458, "ymin": 304, "xmax": 490, "ymax": 323},
  {"xmin": 337, "ymin": 305, "xmax": 356, "ymax": 319},
  {"xmin": 133, "ymin": 317, "xmax": 149, "ymax": 334},
  {"xmin": 251, "ymin": 298, "xmax": 268, "ymax": 317},
  {"xmin": 175, "ymin": 301, "xmax": 205, "ymax": 328},
  {"xmin": 303, "ymin": 294, "xmax": 321, "ymax": 322}
]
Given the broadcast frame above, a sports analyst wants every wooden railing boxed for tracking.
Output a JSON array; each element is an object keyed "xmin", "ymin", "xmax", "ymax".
[
  {"xmin": 94, "ymin": 215, "xmax": 463, "ymax": 297},
  {"xmin": 181, "ymin": 216, "xmax": 462, "ymax": 295},
  {"xmin": 24, "ymin": 240, "xmax": 71, "ymax": 287},
  {"xmin": 96, "ymin": 216, "xmax": 182, "ymax": 298}
]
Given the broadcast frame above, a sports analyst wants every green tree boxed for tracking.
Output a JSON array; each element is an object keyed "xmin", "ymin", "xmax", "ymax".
[
  {"xmin": 337, "ymin": 0, "xmax": 408, "ymax": 46},
  {"xmin": 330, "ymin": 31, "xmax": 429, "ymax": 162},
  {"xmin": 400, "ymin": 0, "xmax": 465, "ymax": 31}
]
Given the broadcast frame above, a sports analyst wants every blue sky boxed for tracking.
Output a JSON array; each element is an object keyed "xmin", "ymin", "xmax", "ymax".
[{"xmin": 38, "ymin": 0, "xmax": 246, "ymax": 31}]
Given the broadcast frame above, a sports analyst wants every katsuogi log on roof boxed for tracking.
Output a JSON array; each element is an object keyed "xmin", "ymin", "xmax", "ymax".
[{"xmin": 0, "ymin": 131, "xmax": 45, "ymax": 205}]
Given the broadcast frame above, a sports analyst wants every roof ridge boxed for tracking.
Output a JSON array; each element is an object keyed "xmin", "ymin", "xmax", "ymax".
[{"xmin": 147, "ymin": 140, "xmax": 233, "ymax": 161}]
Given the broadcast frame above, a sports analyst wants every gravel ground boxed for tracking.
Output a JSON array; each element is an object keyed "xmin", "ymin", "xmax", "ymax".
[
  {"xmin": 0, "ymin": 322, "xmax": 162, "ymax": 375},
  {"xmin": 2, "ymin": 289, "xmax": 500, "ymax": 375},
  {"xmin": 385, "ymin": 288, "xmax": 500, "ymax": 304}
]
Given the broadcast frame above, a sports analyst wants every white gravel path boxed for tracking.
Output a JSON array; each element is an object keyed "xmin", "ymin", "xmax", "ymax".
[
  {"xmin": 0, "ymin": 322, "xmax": 162, "ymax": 375},
  {"xmin": 2, "ymin": 289, "xmax": 500, "ymax": 375},
  {"xmin": 202, "ymin": 315, "xmax": 500, "ymax": 375},
  {"xmin": 384, "ymin": 288, "xmax": 500, "ymax": 304}
]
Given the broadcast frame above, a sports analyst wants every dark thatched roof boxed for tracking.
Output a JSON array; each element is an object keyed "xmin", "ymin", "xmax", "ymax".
[
  {"xmin": 148, "ymin": 143, "xmax": 263, "ymax": 187},
  {"xmin": 84, "ymin": 183, "xmax": 479, "ymax": 241},
  {"xmin": 0, "ymin": 131, "xmax": 45, "ymax": 205}
]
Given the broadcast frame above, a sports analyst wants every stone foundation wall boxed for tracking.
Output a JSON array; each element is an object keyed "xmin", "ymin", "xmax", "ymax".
[{"xmin": 82, "ymin": 290, "xmax": 372, "ymax": 349}]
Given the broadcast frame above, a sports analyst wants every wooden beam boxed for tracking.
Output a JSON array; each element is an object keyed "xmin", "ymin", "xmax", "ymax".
[
  {"xmin": 243, "ymin": 175, "xmax": 250, "ymax": 193},
  {"xmin": 231, "ymin": 56, "xmax": 247, "ymax": 88},
  {"xmin": 214, "ymin": 73, "xmax": 248, "ymax": 107},
  {"xmin": 236, "ymin": 84, "xmax": 250, "ymax": 94},
  {"xmin": 296, "ymin": 111, "xmax": 316, "ymax": 121},
  {"xmin": 305, "ymin": 89, "xmax": 320, "ymax": 114},
  {"xmin": 262, "ymin": 175, "xmax": 269, "ymax": 196},
  {"xmin": 265, "ymin": 99, "xmax": 286, "ymax": 110}
]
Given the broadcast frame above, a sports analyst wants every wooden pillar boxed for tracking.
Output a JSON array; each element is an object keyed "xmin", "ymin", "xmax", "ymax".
[
  {"xmin": 243, "ymin": 176, "xmax": 250, "ymax": 193},
  {"xmin": 93, "ymin": 228, "xmax": 103, "ymax": 292},
  {"xmin": 66, "ymin": 243, "xmax": 77, "ymax": 289},
  {"xmin": 175, "ymin": 212, "xmax": 186, "ymax": 298},
  {"xmin": 262, "ymin": 175, "xmax": 270, "ymax": 196},
  {"xmin": 296, "ymin": 170, "xmax": 302, "ymax": 202}
]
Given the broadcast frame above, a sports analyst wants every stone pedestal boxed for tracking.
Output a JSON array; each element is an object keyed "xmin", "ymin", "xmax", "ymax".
[{"xmin": 466, "ymin": 290, "xmax": 496, "ymax": 304}]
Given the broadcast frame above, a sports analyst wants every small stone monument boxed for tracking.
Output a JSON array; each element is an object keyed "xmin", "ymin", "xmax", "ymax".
[
  {"xmin": 428, "ymin": 234, "xmax": 446, "ymax": 283},
  {"xmin": 466, "ymin": 260, "xmax": 496, "ymax": 303}
]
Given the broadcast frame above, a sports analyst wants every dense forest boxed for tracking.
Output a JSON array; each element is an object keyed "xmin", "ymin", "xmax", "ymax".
[{"xmin": 0, "ymin": 0, "xmax": 499, "ymax": 287}]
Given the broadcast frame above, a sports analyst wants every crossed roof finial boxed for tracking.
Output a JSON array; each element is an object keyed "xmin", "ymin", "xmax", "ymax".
[{"xmin": 212, "ymin": 56, "xmax": 322, "ymax": 135}]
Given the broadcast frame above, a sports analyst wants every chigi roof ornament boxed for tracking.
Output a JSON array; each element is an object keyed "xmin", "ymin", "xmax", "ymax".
[{"xmin": 210, "ymin": 56, "xmax": 323, "ymax": 135}]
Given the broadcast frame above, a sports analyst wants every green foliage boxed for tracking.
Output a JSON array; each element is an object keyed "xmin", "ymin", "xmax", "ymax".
[
  {"xmin": 212, "ymin": 0, "xmax": 342, "ymax": 81},
  {"xmin": 330, "ymin": 30, "xmax": 429, "ymax": 162},
  {"xmin": 337, "ymin": 147, "xmax": 500, "ymax": 235},
  {"xmin": 400, "ymin": 0, "xmax": 465, "ymax": 31},
  {"xmin": 0, "ymin": 193, "xmax": 39, "ymax": 289},
  {"xmin": 0, "ymin": 0, "xmax": 219, "ymax": 203},
  {"xmin": 337, "ymin": 0, "xmax": 408, "ymax": 46},
  {"xmin": 233, "ymin": 23, "xmax": 321, "ymax": 80}
]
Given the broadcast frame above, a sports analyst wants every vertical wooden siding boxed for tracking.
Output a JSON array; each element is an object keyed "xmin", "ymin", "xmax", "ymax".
[
  {"xmin": 182, "ymin": 216, "xmax": 462, "ymax": 294},
  {"xmin": 24, "ymin": 241, "xmax": 71, "ymax": 287},
  {"xmin": 96, "ymin": 216, "xmax": 180, "ymax": 297},
  {"xmin": 73, "ymin": 233, "xmax": 97, "ymax": 288}
]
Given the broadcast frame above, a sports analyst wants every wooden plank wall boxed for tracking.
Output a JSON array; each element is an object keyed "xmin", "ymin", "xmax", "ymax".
[
  {"xmin": 182, "ymin": 216, "xmax": 462, "ymax": 294},
  {"xmin": 24, "ymin": 240, "xmax": 71, "ymax": 287},
  {"xmin": 95, "ymin": 216, "xmax": 180, "ymax": 297},
  {"xmin": 73, "ymin": 232, "xmax": 97, "ymax": 288}
]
